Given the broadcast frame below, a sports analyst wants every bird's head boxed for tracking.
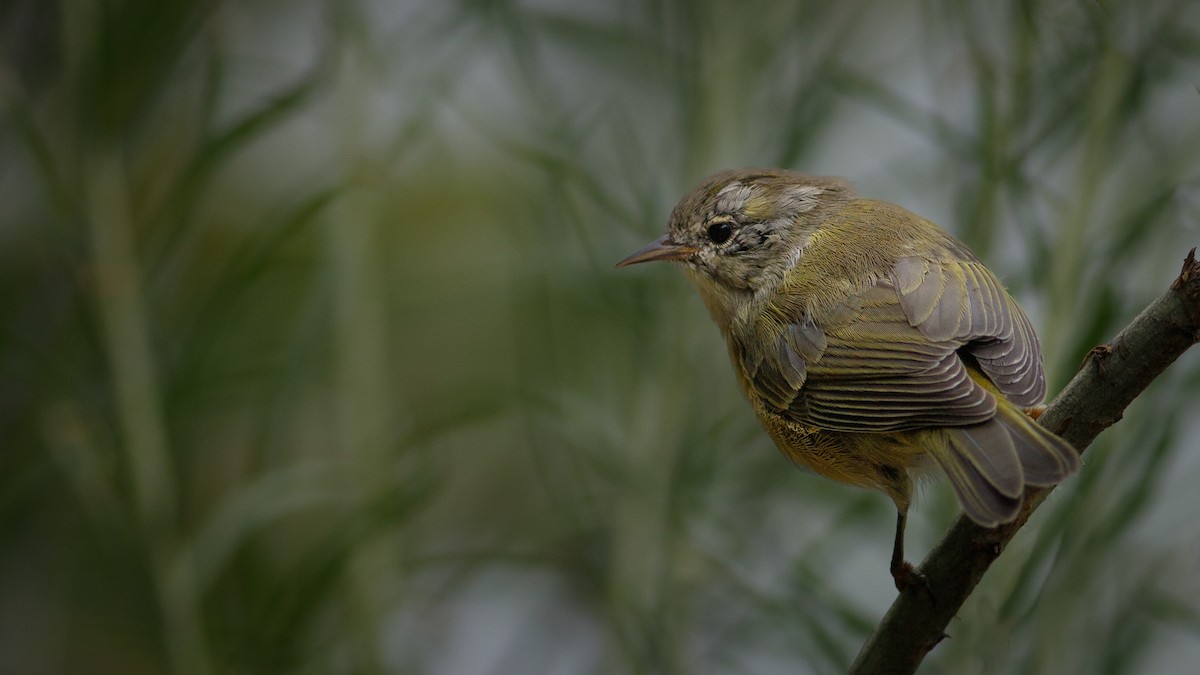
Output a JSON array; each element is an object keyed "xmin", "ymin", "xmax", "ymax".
[{"xmin": 618, "ymin": 168, "xmax": 853, "ymax": 322}]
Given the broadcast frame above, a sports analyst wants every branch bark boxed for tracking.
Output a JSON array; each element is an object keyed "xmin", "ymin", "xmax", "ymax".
[{"xmin": 849, "ymin": 248, "xmax": 1200, "ymax": 675}]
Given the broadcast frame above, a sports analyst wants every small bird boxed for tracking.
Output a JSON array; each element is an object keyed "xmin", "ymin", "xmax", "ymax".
[{"xmin": 618, "ymin": 168, "xmax": 1079, "ymax": 590}]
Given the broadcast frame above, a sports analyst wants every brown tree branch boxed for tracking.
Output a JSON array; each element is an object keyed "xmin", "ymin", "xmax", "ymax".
[{"xmin": 849, "ymin": 248, "xmax": 1200, "ymax": 675}]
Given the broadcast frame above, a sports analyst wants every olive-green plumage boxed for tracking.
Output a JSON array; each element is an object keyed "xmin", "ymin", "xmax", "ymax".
[{"xmin": 618, "ymin": 168, "xmax": 1080, "ymax": 587}]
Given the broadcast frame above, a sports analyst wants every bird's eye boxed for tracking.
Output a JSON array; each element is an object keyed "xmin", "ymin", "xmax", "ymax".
[{"xmin": 707, "ymin": 221, "xmax": 733, "ymax": 244}]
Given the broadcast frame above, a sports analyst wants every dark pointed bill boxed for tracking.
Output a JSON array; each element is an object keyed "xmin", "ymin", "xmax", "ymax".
[{"xmin": 615, "ymin": 234, "xmax": 698, "ymax": 267}]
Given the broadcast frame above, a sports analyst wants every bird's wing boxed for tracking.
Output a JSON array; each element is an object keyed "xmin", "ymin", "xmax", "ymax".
[
  {"xmin": 745, "ymin": 255, "xmax": 1044, "ymax": 432},
  {"xmin": 892, "ymin": 255, "xmax": 1045, "ymax": 406}
]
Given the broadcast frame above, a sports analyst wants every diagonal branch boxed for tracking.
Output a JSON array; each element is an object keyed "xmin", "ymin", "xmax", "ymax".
[{"xmin": 849, "ymin": 248, "xmax": 1200, "ymax": 675}]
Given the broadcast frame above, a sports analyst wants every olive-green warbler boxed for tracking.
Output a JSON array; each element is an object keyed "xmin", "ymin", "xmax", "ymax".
[{"xmin": 618, "ymin": 168, "xmax": 1079, "ymax": 589}]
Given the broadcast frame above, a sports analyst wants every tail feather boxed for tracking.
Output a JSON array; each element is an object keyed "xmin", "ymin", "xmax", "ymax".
[
  {"xmin": 991, "ymin": 406, "xmax": 1079, "ymax": 486},
  {"xmin": 932, "ymin": 421, "xmax": 1022, "ymax": 526},
  {"xmin": 931, "ymin": 401, "xmax": 1079, "ymax": 527}
]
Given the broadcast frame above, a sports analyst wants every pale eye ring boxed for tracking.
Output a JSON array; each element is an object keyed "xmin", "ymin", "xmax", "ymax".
[{"xmin": 707, "ymin": 221, "xmax": 733, "ymax": 244}]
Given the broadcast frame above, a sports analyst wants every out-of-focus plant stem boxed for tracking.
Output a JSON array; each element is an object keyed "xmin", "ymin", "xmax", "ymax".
[
  {"xmin": 1046, "ymin": 48, "xmax": 1131, "ymax": 368},
  {"xmin": 85, "ymin": 147, "xmax": 212, "ymax": 675},
  {"xmin": 325, "ymin": 39, "xmax": 394, "ymax": 672}
]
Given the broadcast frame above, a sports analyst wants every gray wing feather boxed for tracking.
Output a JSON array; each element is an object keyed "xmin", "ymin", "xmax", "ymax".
[
  {"xmin": 893, "ymin": 255, "xmax": 1046, "ymax": 406},
  {"xmin": 747, "ymin": 283, "xmax": 998, "ymax": 433}
]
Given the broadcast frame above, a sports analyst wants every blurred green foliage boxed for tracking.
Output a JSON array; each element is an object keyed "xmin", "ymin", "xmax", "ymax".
[{"xmin": 1, "ymin": 0, "xmax": 1198, "ymax": 673}]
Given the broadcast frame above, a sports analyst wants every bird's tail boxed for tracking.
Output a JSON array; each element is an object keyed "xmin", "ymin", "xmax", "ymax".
[{"xmin": 928, "ymin": 400, "xmax": 1080, "ymax": 527}]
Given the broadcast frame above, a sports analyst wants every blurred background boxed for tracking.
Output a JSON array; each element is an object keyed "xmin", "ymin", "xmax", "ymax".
[{"xmin": 1, "ymin": 0, "xmax": 1199, "ymax": 673}]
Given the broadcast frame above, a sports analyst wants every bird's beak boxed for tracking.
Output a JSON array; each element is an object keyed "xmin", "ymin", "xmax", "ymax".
[{"xmin": 615, "ymin": 234, "xmax": 697, "ymax": 268}]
